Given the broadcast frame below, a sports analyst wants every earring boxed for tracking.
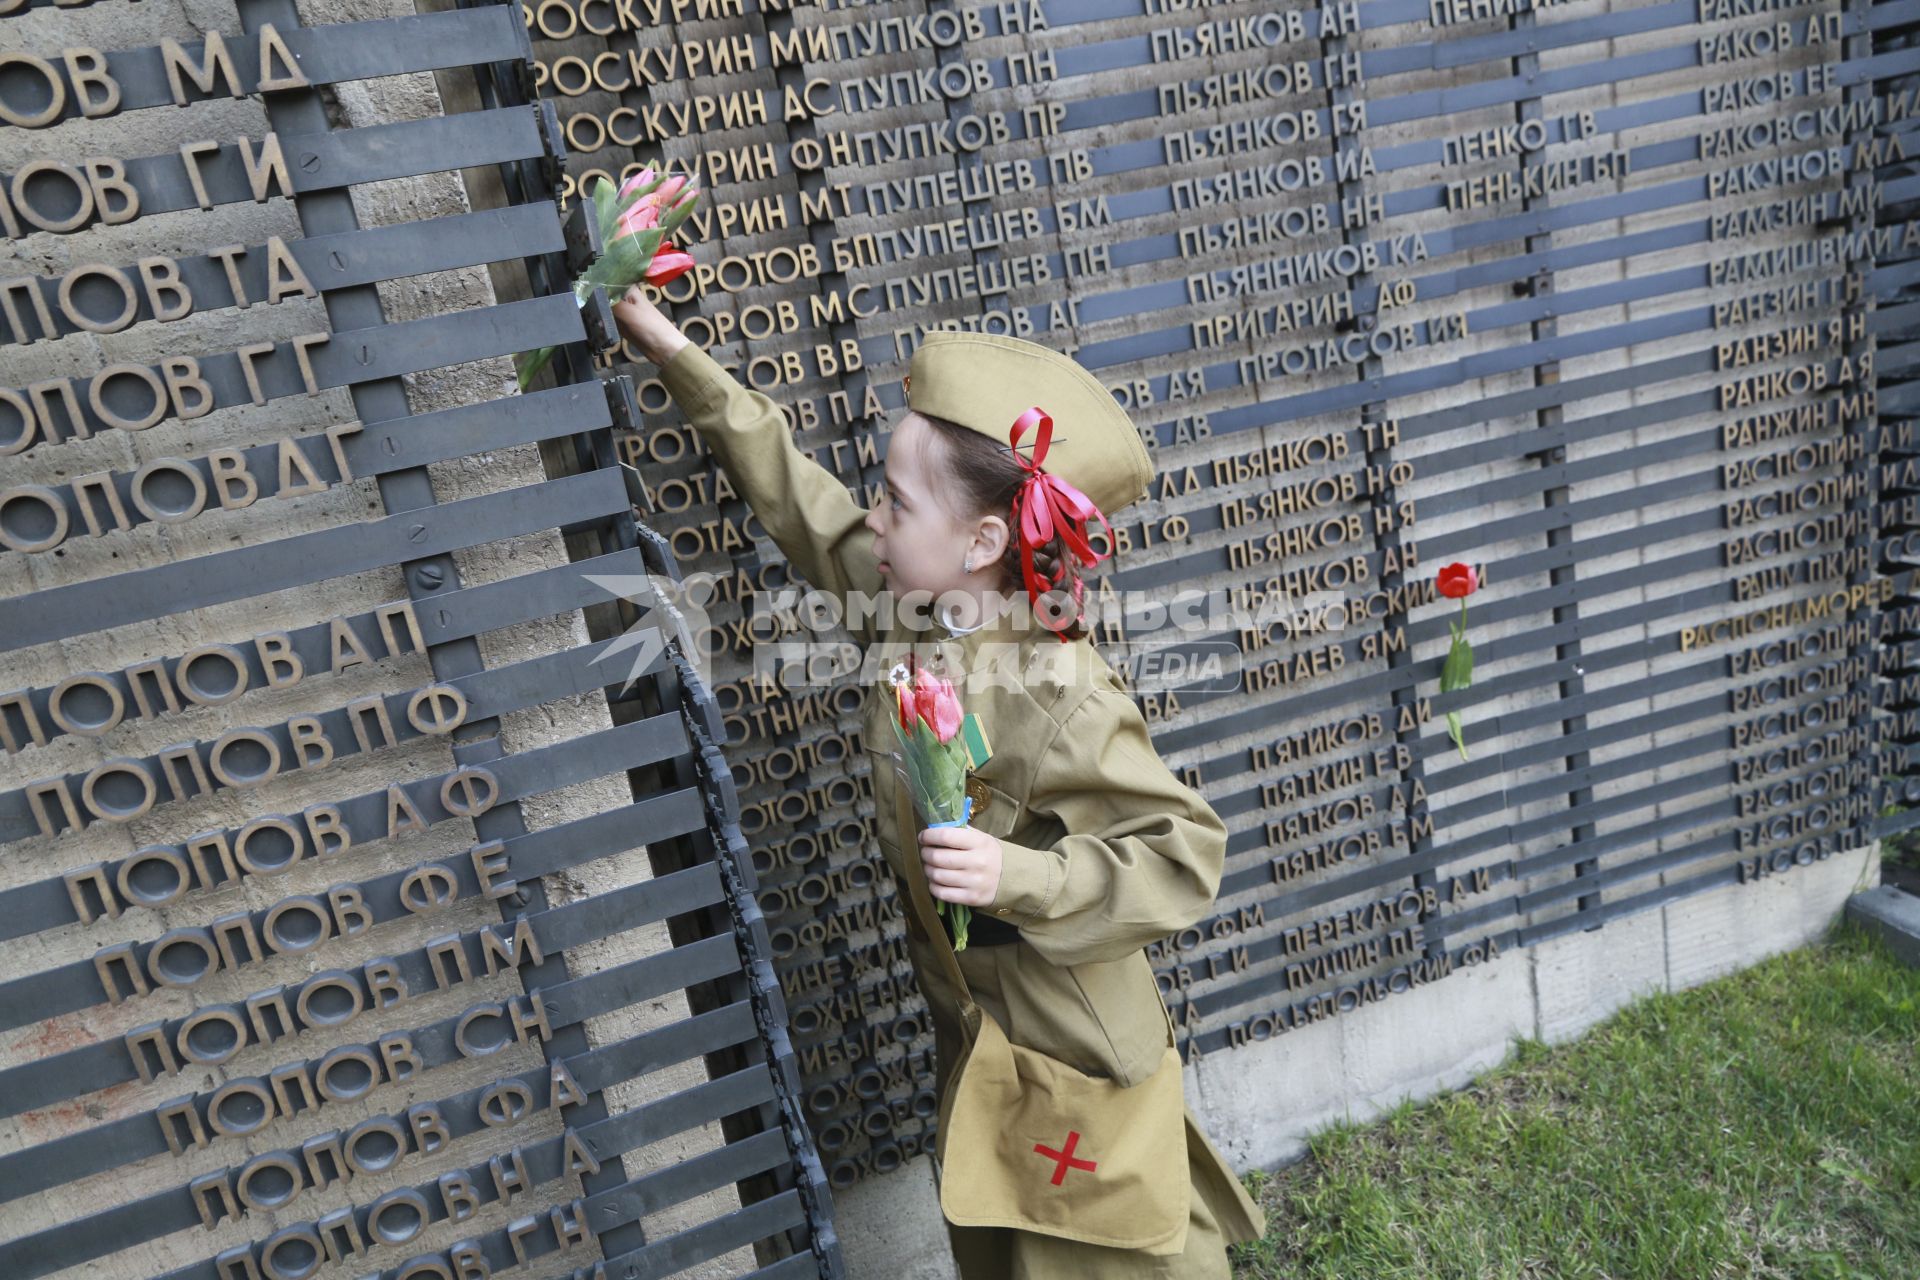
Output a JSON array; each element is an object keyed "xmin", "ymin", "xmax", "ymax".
[{"xmin": 962, "ymin": 552, "xmax": 974, "ymax": 573}]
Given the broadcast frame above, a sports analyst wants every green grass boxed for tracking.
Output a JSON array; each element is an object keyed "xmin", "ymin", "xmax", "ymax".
[{"xmin": 1230, "ymin": 920, "xmax": 1920, "ymax": 1280}]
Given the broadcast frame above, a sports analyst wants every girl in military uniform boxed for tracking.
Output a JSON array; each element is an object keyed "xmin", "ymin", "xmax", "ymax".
[{"xmin": 614, "ymin": 286, "xmax": 1266, "ymax": 1279}]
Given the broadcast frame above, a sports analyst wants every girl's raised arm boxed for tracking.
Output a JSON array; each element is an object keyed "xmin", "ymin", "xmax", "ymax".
[
  {"xmin": 619, "ymin": 288, "xmax": 885, "ymax": 649},
  {"xmin": 986, "ymin": 686, "xmax": 1229, "ymax": 968}
]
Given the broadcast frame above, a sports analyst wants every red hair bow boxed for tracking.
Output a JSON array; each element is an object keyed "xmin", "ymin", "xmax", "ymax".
[{"xmin": 1007, "ymin": 407, "xmax": 1114, "ymax": 640}]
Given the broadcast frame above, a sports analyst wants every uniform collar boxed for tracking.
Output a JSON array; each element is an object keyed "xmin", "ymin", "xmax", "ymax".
[
  {"xmin": 942, "ymin": 595, "xmax": 1037, "ymax": 665},
  {"xmin": 877, "ymin": 594, "xmax": 1043, "ymax": 688}
]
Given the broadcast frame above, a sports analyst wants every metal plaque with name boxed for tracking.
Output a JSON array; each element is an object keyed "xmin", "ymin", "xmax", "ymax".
[
  {"xmin": 517, "ymin": 0, "xmax": 1920, "ymax": 1190},
  {"xmin": 0, "ymin": 0, "xmax": 842, "ymax": 1274}
]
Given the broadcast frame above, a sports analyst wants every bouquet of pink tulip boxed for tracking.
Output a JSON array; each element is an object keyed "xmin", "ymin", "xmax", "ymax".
[
  {"xmin": 886, "ymin": 660, "xmax": 974, "ymax": 950},
  {"xmin": 515, "ymin": 164, "xmax": 700, "ymax": 391}
]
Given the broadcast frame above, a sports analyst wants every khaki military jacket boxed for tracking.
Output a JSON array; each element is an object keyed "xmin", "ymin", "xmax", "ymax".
[{"xmin": 659, "ymin": 342, "xmax": 1266, "ymax": 1253}]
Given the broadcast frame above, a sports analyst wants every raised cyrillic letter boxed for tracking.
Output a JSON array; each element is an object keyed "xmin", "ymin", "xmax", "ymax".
[
  {"xmin": 94, "ymin": 942, "xmax": 151, "ymax": 1003},
  {"xmin": 400, "ymin": 864, "xmax": 458, "ymax": 915},
  {"xmin": 302, "ymin": 804, "xmax": 349, "ymax": 859},
  {"xmin": 179, "ymin": 1005, "xmax": 251, "ymax": 1065},
  {"xmin": 236, "ymin": 1152, "xmax": 304, "ymax": 1213},
  {"xmin": 159, "ymin": 1096, "xmax": 211, "ymax": 1155},
  {"xmin": 210, "ymin": 728, "xmax": 282, "ymax": 789},
  {"xmin": 190, "ymin": 1171, "xmax": 241, "ymax": 1230},
  {"xmin": 209, "ymin": 1077, "xmax": 277, "ymax": 1136},
  {"xmin": 244, "ymin": 987, "xmax": 294, "ymax": 1043},
  {"xmin": 126, "ymin": 659, "xmax": 182, "ymax": 719},
  {"xmin": 427, "ymin": 935, "xmax": 473, "ymax": 991},
  {"xmin": 375, "ymin": 602, "xmax": 425, "ymax": 656},
  {"xmin": 286, "ymin": 716, "xmax": 332, "ymax": 771},
  {"xmin": 346, "ymin": 696, "xmax": 396, "ymax": 753},
  {"xmin": 328, "ymin": 883, "xmax": 372, "ymax": 937},
  {"xmin": 69, "ymin": 473, "xmax": 131, "ymax": 538},
  {"xmin": 157, "ymin": 743, "xmax": 214, "ymax": 804},
  {"xmin": 210, "ymin": 911, "xmax": 265, "ymax": 970},
  {"xmin": 0, "ymin": 689, "xmax": 49, "ymax": 753},
  {"xmin": 268, "ymin": 1060, "xmax": 319, "ymax": 1119},
  {"xmin": 263, "ymin": 895, "xmax": 330, "ymax": 955},
  {"xmin": 64, "ymin": 862, "xmax": 121, "ymax": 923},
  {"xmin": 377, "ymin": 1033, "xmax": 421, "ymax": 1082},
  {"xmin": 26, "ymin": 776, "xmax": 83, "ymax": 836},
  {"xmin": 126, "ymin": 1022, "xmax": 182, "ymax": 1083},
  {"xmin": 362, "ymin": 956, "xmax": 407, "ymax": 1009},
  {"xmin": 255, "ymin": 632, "xmax": 303, "ymax": 688},
  {"xmin": 209, "ymin": 448, "xmax": 259, "ymax": 510},
  {"xmin": 117, "ymin": 845, "xmax": 189, "ymax": 908},
  {"xmin": 406, "ymin": 1102, "xmax": 450, "ymax": 1155},
  {"xmin": 294, "ymin": 972, "xmax": 365, "ymax": 1031}
]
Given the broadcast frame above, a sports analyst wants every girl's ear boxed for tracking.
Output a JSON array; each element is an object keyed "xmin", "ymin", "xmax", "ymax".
[{"xmin": 971, "ymin": 513, "xmax": 1011, "ymax": 566}]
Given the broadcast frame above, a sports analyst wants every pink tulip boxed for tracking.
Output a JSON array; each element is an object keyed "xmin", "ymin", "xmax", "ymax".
[
  {"xmin": 615, "ymin": 202, "xmax": 660, "ymax": 240},
  {"xmin": 616, "ymin": 166, "xmax": 656, "ymax": 200},
  {"xmin": 911, "ymin": 669, "xmax": 963, "ymax": 743},
  {"xmin": 645, "ymin": 244, "xmax": 695, "ymax": 286}
]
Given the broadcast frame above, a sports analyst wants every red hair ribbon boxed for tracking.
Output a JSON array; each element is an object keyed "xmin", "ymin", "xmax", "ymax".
[{"xmin": 1007, "ymin": 407, "xmax": 1114, "ymax": 640}]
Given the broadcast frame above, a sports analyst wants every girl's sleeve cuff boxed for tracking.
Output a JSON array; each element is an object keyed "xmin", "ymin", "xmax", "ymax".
[
  {"xmin": 989, "ymin": 838, "xmax": 1059, "ymax": 926},
  {"xmin": 657, "ymin": 341, "xmax": 726, "ymax": 416}
]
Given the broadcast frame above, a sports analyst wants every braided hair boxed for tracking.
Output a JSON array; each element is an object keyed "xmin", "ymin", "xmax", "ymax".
[{"xmin": 916, "ymin": 411, "xmax": 1094, "ymax": 641}]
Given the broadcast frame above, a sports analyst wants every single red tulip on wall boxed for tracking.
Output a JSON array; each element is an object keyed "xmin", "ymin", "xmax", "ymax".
[
  {"xmin": 1435, "ymin": 562, "xmax": 1480, "ymax": 760},
  {"xmin": 1437, "ymin": 563, "xmax": 1477, "ymax": 600}
]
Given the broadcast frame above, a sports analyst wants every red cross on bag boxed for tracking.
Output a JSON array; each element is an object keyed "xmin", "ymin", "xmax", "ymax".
[{"xmin": 1033, "ymin": 1130, "xmax": 1098, "ymax": 1186}]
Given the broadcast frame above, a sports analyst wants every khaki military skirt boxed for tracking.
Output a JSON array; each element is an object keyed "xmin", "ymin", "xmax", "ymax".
[{"xmin": 922, "ymin": 933, "xmax": 1263, "ymax": 1280}]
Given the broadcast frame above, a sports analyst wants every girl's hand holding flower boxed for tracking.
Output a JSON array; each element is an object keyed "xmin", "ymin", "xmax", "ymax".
[
  {"xmin": 918, "ymin": 826, "xmax": 1002, "ymax": 907},
  {"xmin": 613, "ymin": 284, "xmax": 688, "ymax": 366}
]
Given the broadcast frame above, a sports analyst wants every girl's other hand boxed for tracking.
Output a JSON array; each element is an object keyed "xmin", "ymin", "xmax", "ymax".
[
  {"xmin": 612, "ymin": 284, "xmax": 690, "ymax": 366},
  {"xmin": 918, "ymin": 825, "xmax": 1003, "ymax": 906}
]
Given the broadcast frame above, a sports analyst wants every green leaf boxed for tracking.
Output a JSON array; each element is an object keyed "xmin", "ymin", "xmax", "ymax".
[
  {"xmin": 515, "ymin": 345, "xmax": 556, "ymax": 392},
  {"xmin": 589, "ymin": 176, "xmax": 621, "ymax": 246},
  {"xmin": 658, "ymin": 188, "xmax": 701, "ymax": 237},
  {"xmin": 1440, "ymin": 633, "xmax": 1474, "ymax": 692},
  {"xmin": 950, "ymin": 904, "xmax": 971, "ymax": 952},
  {"xmin": 1446, "ymin": 709, "xmax": 1469, "ymax": 761},
  {"xmin": 900, "ymin": 716, "xmax": 968, "ymax": 822},
  {"xmin": 595, "ymin": 227, "xmax": 666, "ymax": 287}
]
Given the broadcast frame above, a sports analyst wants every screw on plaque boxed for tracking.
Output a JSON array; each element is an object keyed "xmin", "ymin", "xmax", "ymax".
[{"xmin": 415, "ymin": 564, "xmax": 444, "ymax": 589}]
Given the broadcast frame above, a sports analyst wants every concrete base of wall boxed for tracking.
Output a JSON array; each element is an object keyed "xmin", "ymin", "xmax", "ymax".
[
  {"xmin": 1844, "ymin": 883, "xmax": 1920, "ymax": 969},
  {"xmin": 830, "ymin": 843, "xmax": 1880, "ymax": 1278}
]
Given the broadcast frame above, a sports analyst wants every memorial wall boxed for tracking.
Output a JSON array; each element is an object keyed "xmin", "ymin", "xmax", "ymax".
[
  {"xmin": 519, "ymin": 0, "xmax": 1917, "ymax": 1226},
  {"xmin": 8, "ymin": 0, "xmax": 1920, "ymax": 1270},
  {"xmin": 0, "ymin": 0, "xmax": 842, "ymax": 1277}
]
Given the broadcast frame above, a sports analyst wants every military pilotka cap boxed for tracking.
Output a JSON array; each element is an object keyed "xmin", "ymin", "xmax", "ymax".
[{"xmin": 905, "ymin": 332, "xmax": 1153, "ymax": 517}]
